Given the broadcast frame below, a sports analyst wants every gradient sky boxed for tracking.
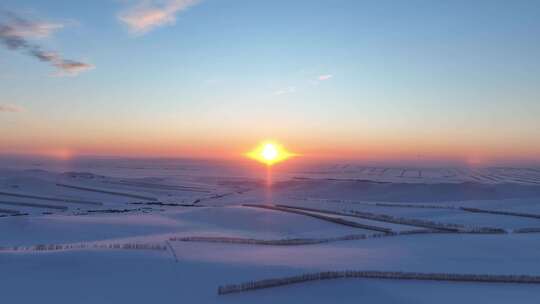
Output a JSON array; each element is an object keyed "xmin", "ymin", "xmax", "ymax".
[{"xmin": 1, "ymin": 0, "xmax": 539, "ymax": 164}]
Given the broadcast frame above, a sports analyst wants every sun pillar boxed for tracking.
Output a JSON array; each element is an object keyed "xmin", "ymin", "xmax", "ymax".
[
  {"xmin": 245, "ymin": 141, "xmax": 296, "ymax": 204},
  {"xmin": 265, "ymin": 164, "xmax": 273, "ymax": 204}
]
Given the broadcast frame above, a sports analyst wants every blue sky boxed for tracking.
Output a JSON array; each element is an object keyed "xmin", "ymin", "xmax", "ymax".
[{"xmin": 1, "ymin": 0, "xmax": 539, "ymax": 163}]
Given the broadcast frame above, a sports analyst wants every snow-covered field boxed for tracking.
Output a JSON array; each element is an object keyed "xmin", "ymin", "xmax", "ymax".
[{"xmin": 1, "ymin": 157, "xmax": 540, "ymax": 303}]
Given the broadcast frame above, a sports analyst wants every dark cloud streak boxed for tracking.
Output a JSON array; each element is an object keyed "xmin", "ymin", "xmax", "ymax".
[{"xmin": 0, "ymin": 12, "xmax": 93, "ymax": 76}]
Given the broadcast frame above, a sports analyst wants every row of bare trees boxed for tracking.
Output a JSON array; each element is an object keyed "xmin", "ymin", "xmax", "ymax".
[
  {"xmin": 288, "ymin": 197, "xmax": 455, "ymax": 210},
  {"xmin": 171, "ymin": 229, "xmax": 451, "ymax": 246},
  {"xmin": 0, "ymin": 243, "xmax": 167, "ymax": 252},
  {"xmin": 460, "ymin": 207, "xmax": 540, "ymax": 219},
  {"xmin": 329, "ymin": 207, "xmax": 505, "ymax": 233},
  {"xmin": 218, "ymin": 270, "xmax": 540, "ymax": 295},
  {"xmin": 289, "ymin": 196, "xmax": 540, "ymax": 221},
  {"xmin": 273, "ymin": 204, "xmax": 465, "ymax": 232},
  {"xmin": 514, "ymin": 227, "xmax": 540, "ymax": 233},
  {"xmin": 341, "ymin": 208, "xmax": 465, "ymax": 232},
  {"xmin": 243, "ymin": 204, "xmax": 392, "ymax": 233},
  {"xmin": 172, "ymin": 223, "xmax": 537, "ymax": 248}
]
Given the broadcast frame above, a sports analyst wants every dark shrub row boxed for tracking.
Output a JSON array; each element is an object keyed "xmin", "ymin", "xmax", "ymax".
[
  {"xmin": 0, "ymin": 243, "xmax": 167, "ymax": 252},
  {"xmin": 0, "ymin": 208, "xmax": 26, "ymax": 214},
  {"xmin": 171, "ymin": 236, "xmax": 331, "ymax": 245},
  {"xmin": 374, "ymin": 202, "xmax": 455, "ymax": 210},
  {"xmin": 0, "ymin": 212, "xmax": 28, "ymax": 218},
  {"xmin": 56, "ymin": 183, "xmax": 157, "ymax": 201},
  {"xmin": 513, "ymin": 227, "xmax": 540, "ymax": 233},
  {"xmin": 463, "ymin": 227, "xmax": 507, "ymax": 234},
  {"xmin": 246, "ymin": 204, "xmax": 506, "ymax": 234},
  {"xmin": 0, "ymin": 200, "xmax": 67, "ymax": 210},
  {"xmin": 344, "ymin": 209, "xmax": 506, "ymax": 234},
  {"xmin": 243, "ymin": 204, "xmax": 392, "ymax": 233},
  {"xmin": 218, "ymin": 270, "xmax": 540, "ymax": 295},
  {"xmin": 73, "ymin": 207, "xmax": 153, "ymax": 215},
  {"xmin": 461, "ymin": 207, "xmax": 540, "ymax": 219},
  {"xmin": 108, "ymin": 180, "xmax": 210, "ymax": 192},
  {"xmin": 276, "ymin": 204, "xmax": 463, "ymax": 232},
  {"xmin": 170, "ymin": 229, "xmax": 447, "ymax": 246},
  {"xmin": 288, "ymin": 197, "xmax": 455, "ymax": 210},
  {"xmin": 0, "ymin": 191, "xmax": 102, "ymax": 206}
]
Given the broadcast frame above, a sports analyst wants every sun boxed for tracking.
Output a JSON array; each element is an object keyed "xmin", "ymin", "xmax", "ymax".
[
  {"xmin": 246, "ymin": 141, "xmax": 295, "ymax": 165},
  {"xmin": 262, "ymin": 143, "xmax": 278, "ymax": 161}
]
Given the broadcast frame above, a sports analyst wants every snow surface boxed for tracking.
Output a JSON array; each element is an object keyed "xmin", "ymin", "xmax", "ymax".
[{"xmin": 1, "ymin": 157, "xmax": 540, "ymax": 303}]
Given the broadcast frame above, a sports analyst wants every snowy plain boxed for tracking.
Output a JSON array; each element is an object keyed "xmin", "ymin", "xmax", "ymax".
[{"xmin": 1, "ymin": 156, "xmax": 540, "ymax": 303}]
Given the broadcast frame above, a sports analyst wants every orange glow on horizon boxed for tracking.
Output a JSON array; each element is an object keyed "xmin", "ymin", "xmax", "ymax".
[
  {"xmin": 245, "ymin": 141, "xmax": 296, "ymax": 165},
  {"xmin": 3, "ymin": 134, "xmax": 540, "ymax": 166}
]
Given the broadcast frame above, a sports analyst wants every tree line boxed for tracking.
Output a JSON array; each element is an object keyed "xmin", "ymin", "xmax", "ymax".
[{"xmin": 218, "ymin": 270, "xmax": 540, "ymax": 295}]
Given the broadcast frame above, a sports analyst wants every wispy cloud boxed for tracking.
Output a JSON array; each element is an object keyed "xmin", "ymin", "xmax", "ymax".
[
  {"xmin": 318, "ymin": 74, "xmax": 333, "ymax": 81},
  {"xmin": 119, "ymin": 0, "xmax": 201, "ymax": 35},
  {"xmin": 0, "ymin": 12, "xmax": 94, "ymax": 76},
  {"xmin": 273, "ymin": 73, "xmax": 333, "ymax": 95},
  {"xmin": 0, "ymin": 13, "xmax": 63, "ymax": 38},
  {"xmin": 274, "ymin": 86, "xmax": 296, "ymax": 96},
  {"xmin": 0, "ymin": 104, "xmax": 24, "ymax": 113}
]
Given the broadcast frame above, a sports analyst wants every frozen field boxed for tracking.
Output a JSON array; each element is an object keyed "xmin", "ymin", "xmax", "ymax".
[{"xmin": 1, "ymin": 157, "xmax": 540, "ymax": 303}]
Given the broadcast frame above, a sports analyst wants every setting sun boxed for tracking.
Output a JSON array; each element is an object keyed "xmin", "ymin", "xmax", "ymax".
[{"xmin": 246, "ymin": 141, "xmax": 296, "ymax": 165}]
